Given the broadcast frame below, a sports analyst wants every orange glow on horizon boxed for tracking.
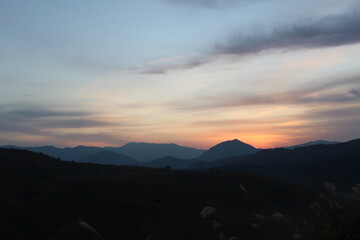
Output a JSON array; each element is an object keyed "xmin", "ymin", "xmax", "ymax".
[{"xmin": 193, "ymin": 134, "xmax": 293, "ymax": 150}]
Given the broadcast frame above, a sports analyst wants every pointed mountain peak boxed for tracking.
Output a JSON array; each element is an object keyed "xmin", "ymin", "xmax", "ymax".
[{"xmin": 215, "ymin": 139, "xmax": 253, "ymax": 148}]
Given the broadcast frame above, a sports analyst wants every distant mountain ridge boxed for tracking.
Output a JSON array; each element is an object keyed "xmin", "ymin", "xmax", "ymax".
[
  {"xmin": 285, "ymin": 140, "xmax": 340, "ymax": 149},
  {"xmin": 0, "ymin": 139, "xmax": 344, "ymax": 168},
  {"xmin": 2, "ymin": 145, "xmax": 102, "ymax": 161},
  {"xmin": 197, "ymin": 139, "xmax": 258, "ymax": 162},
  {"xmin": 105, "ymin": 142, "xmax": 204, "ymax": 162},
  {"xmin": 2, "ymin": 142, "xmax": 205, "ymax": 162}
]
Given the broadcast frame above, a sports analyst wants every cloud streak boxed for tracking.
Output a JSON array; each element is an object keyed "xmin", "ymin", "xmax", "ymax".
[
  {"xmin": 165, "ymin": 75, "xmax": 360, "ymax": 110},
  {"xmin": 141, "ymin": 6, "xmax": 360, "ymax": 74},
  {"xmin": 350, "ymin": 89, "xmax": 360, "ymax": 98},
  {"xmin": 216, "ymin": 9, "xmax": 360, "ymax": 55},
  {"xmin": 140, "ymin": 56, "xmax": 211, "ymax": 74},
  {"xmin": 0, "ymin": 105, "xmax": 157, "ymax": 146},
  {"xmin": 7, "ymin": 109, "xmax": 90, "ymax": 118},
  {"xmin": 0, "ymin": 108, "xmax": 108, "ymax": 134}
]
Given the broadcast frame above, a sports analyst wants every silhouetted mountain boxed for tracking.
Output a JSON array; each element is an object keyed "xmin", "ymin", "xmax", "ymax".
[
  {"xmin": 285, "ymin": 140, "xmax": 340, "ymax": 149},
  {"xmin": 110, "ymin": 142, "xmax": 204, "ymax": 162},
  {"xmin": 190, "ymin": 139, "xmax": 360, "ymax": 193},
  {"xmin": 1, "ymin": 142, "xmax": 205, "ymax": 162},
  {"xmin": 197, "ymin": 139, "xmax": 258, "ymax": 162},
  {"xmin": 1, "ymin": 145, "xmax": 103, "ymax": 160},
  {"xmin": 141, "ymin": 156, "xmax": 197, "ymax": 169},
  {"xmin": 77, "ymin": 151, "xmax": 137, "ymax": 166},
  {"xmin": 1, "ymin": 147, "xmax": 350, "ymax": 240}
]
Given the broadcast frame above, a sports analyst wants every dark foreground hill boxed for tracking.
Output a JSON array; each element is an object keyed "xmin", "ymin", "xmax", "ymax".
[
  {"xmin": 140, "ymin": 156, "xmax": 197, "ymax": 169},
  {"xmin": 0, "ymin": 148, "xmax": 357, "ymax": 240},
  {"xmin": 190, "ymin": 139, "xmax": 360, "ymax": 193}
]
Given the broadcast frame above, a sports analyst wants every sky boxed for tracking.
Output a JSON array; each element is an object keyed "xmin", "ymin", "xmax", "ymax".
[{"xmin": 1, "ymin": 0, "xmax": 360, "ymax": 149}]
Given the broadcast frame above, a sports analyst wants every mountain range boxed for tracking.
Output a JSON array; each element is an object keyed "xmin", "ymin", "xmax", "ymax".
[
  {"xmin": 2, "ymin": 142, "xmax": 204, "ymax": 162},
  {"xmin": 2, "ymin": 139, "xmax": 345, "ymax": 169}
]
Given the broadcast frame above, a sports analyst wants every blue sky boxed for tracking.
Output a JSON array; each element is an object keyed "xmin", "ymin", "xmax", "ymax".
[{"xmin": 1, "ymin": 0, "xmax": 360, "ymax": 148}]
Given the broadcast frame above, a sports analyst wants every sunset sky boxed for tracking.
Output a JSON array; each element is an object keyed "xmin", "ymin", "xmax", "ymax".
[{"xmin": 1, "ymin": 0, "xmax": 360, "ymax": 149}]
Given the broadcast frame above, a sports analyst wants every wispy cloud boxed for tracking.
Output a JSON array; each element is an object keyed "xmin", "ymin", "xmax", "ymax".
[
  {"xmin": 0, "ymin": 108, "xmax": 103, "ymax": 134},
  {"xmin": 47, "ymin": 132, "xmax": 130, "ymax": 146},
  {"xmin": 139, "ymin": 56, "xmax": 211, "ymax": 74},
  {"xmin": 0, "ymin": 130, "xmax": 130, "ymax": 147},
  {"xmin": 0, "ymin": 104, "xmax": 154, "ymax": 146},
  {"xmin": 39, "ymin": 119, "xmax": 114, "ymax": 129},
  {"xmin": 165, "ymin": 75, "xmax": 360, "ymax": 110},
  {"xmin": 7, "ymin": 109, "xmax": 90, "ymax": 118},
  {"xmin": 350, "ymin": 89, "xmax": 360, "ymax": 98},
  {"xmin": 302, "ymin": 105, "xmax": 360, "ymax": 141},
  {"xmin": 141, "ymin": 5, "xmax": 360, "ymax": 74},
  {"xmin": 306, "ymin": 104, "xmax": 360, "ymax": 120},
  {"xmin": 216, "ymin": 8, "xmax": 360, "ymax": 55}
]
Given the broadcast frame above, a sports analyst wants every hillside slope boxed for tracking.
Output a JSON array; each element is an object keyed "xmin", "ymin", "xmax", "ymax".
[
  {"xmin": 77, "ymin": 151, "xmax": 138, "ymax": 166},
  {"xmin": 0, "ymin": 147, "xmax": 349, "ymax": 240},
  {"xmin": 140, "ymin": 156, "xmax": 197, "ymax": 169}
]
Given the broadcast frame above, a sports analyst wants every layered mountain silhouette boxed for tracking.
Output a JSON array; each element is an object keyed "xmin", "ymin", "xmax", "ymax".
[
  {"xmin": 285, "ymin": 140, "xmax": 340, "ymax": 149},
  {"xmin": 2, "ymin": 145, "xmax": 103, "ymax": 160},
  {"xmin": 106, "ymin": 142, "xmax": 204, "ymax": 162},
  {"xmin": 0, "ymin": 147, "xmax": 346, "ymax": 240},
  {"xmin": 3, "ymin": 139, "xmax": 346, "ymax": 170},
  {"xmin": 197, "ymin": 139, "xmax": 258, "ymax": 162},
  {"xmin": 77, "ymin": 151, "xmax": 137, "ymax": 166},
  {"xmin": 2, "ymin": 142, "xmax": 204, "ymax": 162}
]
